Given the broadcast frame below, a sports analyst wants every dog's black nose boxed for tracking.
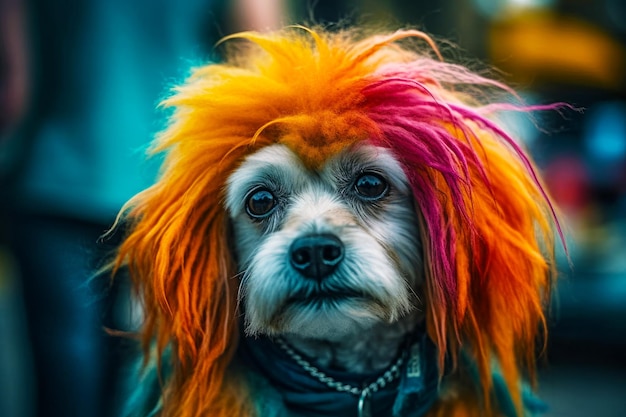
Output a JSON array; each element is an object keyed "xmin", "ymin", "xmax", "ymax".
[{"xmin": 289, "ymin": 234, "xmax": 344, "ymax": 281}]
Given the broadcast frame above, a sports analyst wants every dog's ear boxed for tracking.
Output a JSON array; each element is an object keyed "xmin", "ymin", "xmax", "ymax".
[
  {"xmin": 421, "ymin": 131, "xmax": 557, "ymax": 409},
  {"xmin": 110, "ymin": 127, "xmax": 259, "ymax": 416}
]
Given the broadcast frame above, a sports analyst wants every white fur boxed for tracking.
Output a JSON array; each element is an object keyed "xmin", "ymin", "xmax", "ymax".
[{"xmin": 225, "ymin": 143, "xmax": 423, "ymax": 373}]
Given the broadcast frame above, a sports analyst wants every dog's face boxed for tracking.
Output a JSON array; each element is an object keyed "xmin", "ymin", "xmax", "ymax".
[{"xmin": 225, "ymin": 143, "xmax": 422, "ymax": 341}]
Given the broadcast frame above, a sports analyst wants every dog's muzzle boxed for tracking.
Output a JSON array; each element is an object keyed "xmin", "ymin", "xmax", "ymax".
[{"xmin": 289, "ymin": 233, "xmax": 345, "ymax": 281}]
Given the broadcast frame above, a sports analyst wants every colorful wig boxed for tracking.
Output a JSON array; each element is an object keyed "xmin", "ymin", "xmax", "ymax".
[{"xmin": 112, "ymin": 26, "xmax": 563, "ymax": 417}]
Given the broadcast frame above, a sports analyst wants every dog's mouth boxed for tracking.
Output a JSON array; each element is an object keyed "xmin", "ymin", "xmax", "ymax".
[
  {"xmin": 264, "ymin": 286, "xmax": 393, "ymax": 337},
  {"xmin": 285, "ymin": 288, "xmax": 370, "ymax": 306}
]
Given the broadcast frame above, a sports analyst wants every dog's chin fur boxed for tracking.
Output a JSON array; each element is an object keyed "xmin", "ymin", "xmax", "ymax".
[
  {"xmin": 225, "ymin": 143, "xmax": 423, "ymax": 371},
  {"xmin": 283, "ymin": 310, "xmax": 423, "ymax": 373}
]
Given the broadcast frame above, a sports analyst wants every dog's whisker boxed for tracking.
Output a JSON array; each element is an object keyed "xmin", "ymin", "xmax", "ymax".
[{"xmin": 405, "ymin": 279, "xmax": 422, "ymax": 306}]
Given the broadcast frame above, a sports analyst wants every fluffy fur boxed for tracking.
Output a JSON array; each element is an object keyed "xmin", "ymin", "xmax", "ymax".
[{"xmin": 110, "ymin": 26, "xmax": 563, "ymax": 417}]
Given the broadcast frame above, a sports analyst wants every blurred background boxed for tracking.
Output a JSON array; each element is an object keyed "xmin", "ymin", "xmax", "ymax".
[{"xmin": 1, "ymin": 0, "xmax": 624, "ymax": 416}]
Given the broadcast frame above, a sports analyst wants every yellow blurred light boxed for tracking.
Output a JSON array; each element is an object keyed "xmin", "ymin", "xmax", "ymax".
[{"xmin": 489, "ymin": 11, "xmax": 626, "ymax": 90}]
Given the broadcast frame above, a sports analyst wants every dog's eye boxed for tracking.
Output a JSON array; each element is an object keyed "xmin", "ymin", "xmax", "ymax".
[
  {"xmin": 246, "ymin": 188, "xmax": 277, "ymax": 218},
  {"xmin": 354, "ymin": 173, "xmax": 388, "ymax": 200}
]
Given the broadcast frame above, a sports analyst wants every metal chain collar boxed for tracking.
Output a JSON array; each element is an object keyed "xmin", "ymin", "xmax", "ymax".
[{"xmin": 276, "ymin": 337, "xmax": 406, "ymax": 396}]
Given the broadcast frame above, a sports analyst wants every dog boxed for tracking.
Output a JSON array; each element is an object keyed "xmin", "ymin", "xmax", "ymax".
[{"xmin": 109, "ymin": 26, "xmax": 563, "ymax": 417}]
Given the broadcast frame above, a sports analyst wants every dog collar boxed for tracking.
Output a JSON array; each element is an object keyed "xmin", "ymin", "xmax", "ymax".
[
  {"xmin": 237, "ymin": 332, "xmax": 440, "ymax": 417},
  {"xmin": 275, "ymin": 337, "xmax": 406, "ymax": 417}
]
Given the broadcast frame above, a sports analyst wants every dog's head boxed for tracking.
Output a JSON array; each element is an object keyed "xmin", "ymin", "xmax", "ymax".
[
  {"xmin": 112, "ymin": 27, "xmax": 563, "ymax": 416},
  {"xmin": 225, "ymin": 143, "xmax": 422, "ymax": 341}
]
